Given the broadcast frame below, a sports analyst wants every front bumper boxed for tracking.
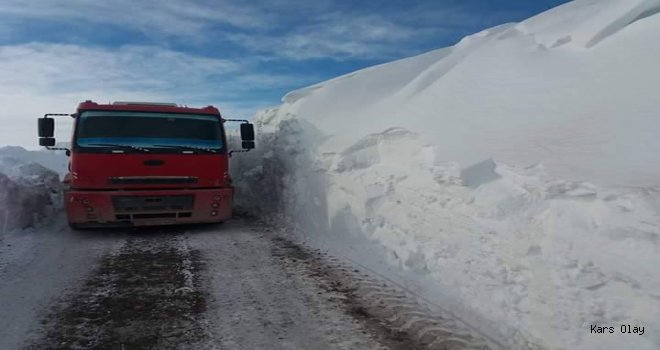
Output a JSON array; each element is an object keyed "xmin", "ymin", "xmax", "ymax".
[{"xmin": 65, "ymin": 187, "xmax": 233, "ymax": 227}]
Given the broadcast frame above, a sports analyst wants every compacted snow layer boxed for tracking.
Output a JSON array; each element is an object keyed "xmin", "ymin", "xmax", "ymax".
[
  {"xmin": 232, "ymin": 1, "xmax": 660, "ymax": 349},
  {"xmin": 2, "ymin": 220, "xmax": 416, "ymax": 349},
  {"xmin": 234, "ymin": 118, "xmax": 660, "ymax": 350}
]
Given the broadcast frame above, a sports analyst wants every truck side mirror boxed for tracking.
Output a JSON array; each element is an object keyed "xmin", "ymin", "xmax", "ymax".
[
  {"xmin": 226, "ymin": 119, "xmax": 255, "ymax": 155},
  {"xmin": 240, "ymin": 123, "xmax": 255, "ymax": 141},
  {"xmin": 38, "ymin": 117, "xmax": 55, "ymax": 137},
  {"xmin": 39, "ymin": 137, "xmax": 56, "ymax": 147}
]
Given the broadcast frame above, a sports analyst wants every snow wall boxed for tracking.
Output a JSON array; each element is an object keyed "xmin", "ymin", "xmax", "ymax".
[{"xmin": 231, "ymin": 1, "xmax": 660, "ymax": 349}]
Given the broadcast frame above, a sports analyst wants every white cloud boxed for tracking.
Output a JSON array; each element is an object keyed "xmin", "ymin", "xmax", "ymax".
[
  {"xmin": 0, "ymin": 43, "xmax": 308, "ymax": 149},
  {"xmin": 0, "ymin": 43, "xmax": 240, "ymax": 94},
  {"xmin": 230, "ymin": 14, "xmax": 433, "ymax": 60},
  {"xmin": 0, "ymin": 0, "xmax": 269, "ymax": 37},
  {"xmin": 0, "ymin": 0, "xmax": 484, "ymax": 61}
]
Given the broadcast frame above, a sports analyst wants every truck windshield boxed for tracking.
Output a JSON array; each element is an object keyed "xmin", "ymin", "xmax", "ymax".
[{"xmin": 76, "ymin": 111, "xmax": 224, "ymax": 151}]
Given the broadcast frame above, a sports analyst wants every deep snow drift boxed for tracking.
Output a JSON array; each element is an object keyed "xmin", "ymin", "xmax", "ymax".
[
  {"xmin": 0, "ymin": 147, "xmax": 67, "ymax": 235},
  {"xmin": 276, "ymin": 0, "xmax": 660, "ymax": 189},
  {"xmin": 0, "ymin": 146, "xmax": 69, "ymax": 178},
  {"xmin": 232, "ymin": 1, "xmax": 660, "ymax": 349}
]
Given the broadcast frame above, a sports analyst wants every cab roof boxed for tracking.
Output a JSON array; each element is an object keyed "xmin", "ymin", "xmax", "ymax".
[{"xmin": 76, "ymin": 100, "xmax": 221, "ymax": 116}]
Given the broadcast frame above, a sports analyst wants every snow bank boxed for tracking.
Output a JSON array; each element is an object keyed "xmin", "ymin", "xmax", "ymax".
[
  {"xmin": 232, "ymin": 1, "xmax": 660, "ymax": 349},
  {"xmin": 0, "ymin": 147, "xmax": 66, "ymax": 235},
  {"xmin": 276, "ymin": 0, "xmax": 660, "ymax": 188},
  {"xmin": 0, "ymin": 146, "xmax": 69, "ymax": 178}
]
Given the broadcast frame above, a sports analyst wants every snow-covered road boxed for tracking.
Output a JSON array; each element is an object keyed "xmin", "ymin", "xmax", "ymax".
[{"xmin": 0, "ymin": 218, "xmax": 494, "ymax": 350}]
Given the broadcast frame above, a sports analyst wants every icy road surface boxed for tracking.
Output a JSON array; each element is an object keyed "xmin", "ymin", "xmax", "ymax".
[{"xmin": 0, "ymin": 218, "xmax": 496, "ymax": 350}]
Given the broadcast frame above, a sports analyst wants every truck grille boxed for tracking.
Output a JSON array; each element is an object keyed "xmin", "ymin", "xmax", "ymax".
[
  {"xmin": 108, "ymin": 176, "xmax": 198, "ymax": 185},
  {"xmin": 112, "ymin": 195, "xmax": 194, "ymax": 212}
]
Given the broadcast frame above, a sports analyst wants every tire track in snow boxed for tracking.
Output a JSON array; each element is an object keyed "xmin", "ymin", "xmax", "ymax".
[
  {"xmin": 26, "ymin": 231, "xmax": 208, "ymax": 350},
  {"xmin": 272, "ymin": 236, "xmax": 505, "ymax": 350},
  {"xmin": 322, "ymin": 255, "xmax": 506, "ymax": 350}
]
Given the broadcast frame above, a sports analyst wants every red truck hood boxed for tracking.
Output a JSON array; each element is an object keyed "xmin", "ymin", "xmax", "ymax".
[{"xmin": 69, "ymin": 153, "xmax": 230, "ymax": 189}]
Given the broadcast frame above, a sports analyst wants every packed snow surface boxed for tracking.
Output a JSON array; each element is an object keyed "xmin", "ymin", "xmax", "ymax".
[{"xmin": 233, "ymin": 1, "xmax": 660, "ymax": 349}]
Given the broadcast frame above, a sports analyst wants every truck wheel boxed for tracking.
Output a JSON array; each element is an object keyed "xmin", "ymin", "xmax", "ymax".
[{"xmin": 68, "ymin": 222, "xmax": 83, "ymax": 230}]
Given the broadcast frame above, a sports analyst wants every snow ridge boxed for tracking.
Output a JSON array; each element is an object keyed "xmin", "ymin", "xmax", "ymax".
[{"xmin": 516, "ymin": 0, "xmax": 660, "ymax": 48}]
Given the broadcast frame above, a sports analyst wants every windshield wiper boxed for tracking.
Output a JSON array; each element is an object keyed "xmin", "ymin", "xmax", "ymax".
[
  {"xmin": 151, "ymin": 145, "xmax": 217, "ymax": 153},
  {"xmin": 87, "ymin": 143, "xmax": 151, "ymax": 152}
]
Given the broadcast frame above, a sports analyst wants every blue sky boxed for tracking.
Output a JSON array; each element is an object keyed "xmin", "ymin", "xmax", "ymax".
[{"xmin": 0, "ymin": 0, "xmax": 570, "ymax": 147}]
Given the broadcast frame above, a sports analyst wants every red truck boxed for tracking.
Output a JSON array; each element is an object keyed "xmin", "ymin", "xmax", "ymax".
[{"xmin": 37, "ymin": 100, "xmax": 254, "ymax": 229}]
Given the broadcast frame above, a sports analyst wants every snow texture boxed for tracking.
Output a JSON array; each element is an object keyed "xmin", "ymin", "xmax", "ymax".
[
  {"xmin": 0, "ymin": 146, "xmax": 69, "ymax": 178},
  {"xmin": 0, "ymin": 146, "xmax": 66, "ymax": 235},
  {"xmin": 232, "ymin": 1, "xmax": 660, "ymax": 349}
]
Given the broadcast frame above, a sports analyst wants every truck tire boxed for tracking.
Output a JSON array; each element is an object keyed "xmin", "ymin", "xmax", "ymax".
[{"xmin": 68, "ymin": 222, "xmax": 83, "ymax": 230}]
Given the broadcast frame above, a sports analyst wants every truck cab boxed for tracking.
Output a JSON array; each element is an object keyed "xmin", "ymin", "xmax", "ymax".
[{"xmin": 37, "ymin": 101, "xmax": 254, "ymax": 228}]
